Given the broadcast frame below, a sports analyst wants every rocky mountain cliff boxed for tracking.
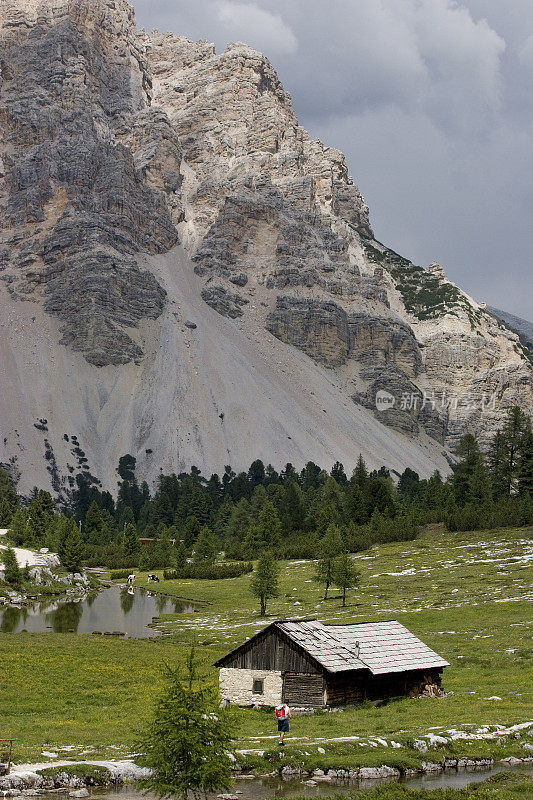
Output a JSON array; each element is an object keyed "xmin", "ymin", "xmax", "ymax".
[
  {"xmin": 487, "ymin": 308, "xmax": 533, "ymax": 355},
  {"xmin": 1, "ymin": 0, "xmax": 531, "ymax": 497}
]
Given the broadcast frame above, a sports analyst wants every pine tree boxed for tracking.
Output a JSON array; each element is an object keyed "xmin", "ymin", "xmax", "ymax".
[
  {"xmin": 321, "ymin": 476, "xmax": 344, "ymax": 514},
  {"xmin": 424, "ymin": 471, "xmax": 445, "ymax": 512},
  {"xmin": 255, "ymin": 502, "xmax": 282, "ymax": 553},
  {"xmin": 0, "ymin": 467, "xmax": 18, "ymax": 511},
  {"xmin": 444, "ymin": 493, "xmax": 459, "ymax": 530},
  {"xmin": 117, "ymin": 454, "xmax": 136, "ymax": 482},
  {"xmin": 518, "ymin": 429, "xmax": 533, "ymax": 495},
  {"xmin": 1, "ymin": 547, "xmax": 21, "ymax": 585},
  {"xmin": 343, "ymin": 483, "xmax": 367, "ymax": 525},
  {"xmin": 468, "ymin": 458, "xmax": 492, "ymax": 504},
  {"xmin": 174, "ymin": 540, "xmax": 187, "ymax": 569},
  {"xmin": 251, "ymin": 551, "xmax": 279, "ymax": 616},
  {"xmin": 152, "ymin": 491, "xmax": 174, "ymax": 526},
  {"xmin": 26, "ymin": 490, "xmax": 54, "ymax": 548},
  {"xmin": 250, "ymin": 485, "xmax": 268, "ymax": 515},
  {"xmin": 353, "ymin": 454, "xmax": 369, "ymax": 489},
  {"xmin": 300, "ymin": 461, "xmax": 323, "ymax": 490},
  {"xmin": 488, "ymin": 430, "xmax": 506, "ymax": 499},
  {"xmin": 8, "ymin": 508, "xmax": 27, "ymax": 546},
  {"xmin": 137, "ymin": 648, "xmax": 233, "ymax": 800},
  {"xmin": 212, "ymin": 501, "xmax": 234, "ymax": 539},
  {"xmin": 59, "ymin": 518, "xmax": 84, "ymax": 573},
  {"xmin": 394, "ymin": 512, "xmax": 419, "ymax": 542},
  {"xmin": 183, "ymin": 516, "xmax": 201, "ymax": 548},
  {"xmin": 248, "ymin": 459, "xmax": 266, "ymax": 489},
  {"xmin": 84, "ymin": 500, "xmax": 106, "ymax": 546},
  {"xmin": 369, "ymin": 508, "xmax": 384, "ymax": 539},
  {"xmin": 333, "ymin": 553, "xmax": 360, "ymax": 607},
  {"xmin": 124, "ymin": 523, "xmax": 140, "ymax": 562},
  {"xmin": 500, "ymin": 407, "xmax": 530, "ymax": 497},
  {"xmin": 316, "ymin": 502, "xmax": 339, "ymax": 538},
  {"xmin": 280, "ymin": 481, "xmax": 306, "ymax": 531},
  {"xmin": 242, "ymin": 524, "xmax": 263, "ymax": 559},
  {"xmin": 150, "ymin": 526, "xmax": 176, "ymax": 569},
  {"xmin": 452, "ymin": 434, "xmax": 483, "ymax": 505},
  {"xmin": 224, "ymin": 499, "xmax": 251, "ymax": 553},
  {"xmin": 193, "ymin": 526, "xmax": 217, "ymax": 564},
  {"xmin": 331, "ymin": 461, "xmax": 348, "ymax": 485},
  {"xmin": 397, "ymin": 468, "xmax": 421, "ymax": 499},
  {"xmin": 0, "ymin": 497, "xmax": 13, "ymax": 526},
  {"xmin": 55, "ymin": 514, "xmax": 70, "ymax": 555},
  {"xmin": 118, "ymin": 505, "xmax": 135, "ymax": 531},
  {"xmin": 315, "ymin": 523, "xmax": 343, "ymax": 600}
]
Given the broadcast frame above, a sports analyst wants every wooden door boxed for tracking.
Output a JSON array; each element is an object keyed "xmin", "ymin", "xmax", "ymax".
[{"xmin": 282, "ymin": 673, "xmax": 325, "ymax": 707}]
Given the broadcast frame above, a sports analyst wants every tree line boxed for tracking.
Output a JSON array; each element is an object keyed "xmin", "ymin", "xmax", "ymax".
[{"xmin": 0, "ymin": 407, "xmax": 531, "ymax": 577}]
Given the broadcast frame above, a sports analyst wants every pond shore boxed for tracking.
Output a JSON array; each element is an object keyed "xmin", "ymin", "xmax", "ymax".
[{"xmin": 3, "ymin": 754, "xmax": 533, "ymax": 792}]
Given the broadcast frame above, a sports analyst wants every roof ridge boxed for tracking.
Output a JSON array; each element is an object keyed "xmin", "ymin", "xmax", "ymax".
[{"xmin": 324, "ymin": 619, "xmax": 401, "ymax": 627}]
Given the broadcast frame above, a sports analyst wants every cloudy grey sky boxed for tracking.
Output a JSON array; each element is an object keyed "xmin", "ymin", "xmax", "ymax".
[{"xmin": 133, "ymin": 0, "xmax": 532, "ymax": 321}]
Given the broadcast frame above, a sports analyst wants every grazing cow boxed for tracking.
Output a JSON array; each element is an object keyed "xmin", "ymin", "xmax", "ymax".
[
  {"xmin": 127, "ymin": 574, "xmax": 135, "ymax": 586},
  {"xmin": 147, "ymin": 573, "xmax": 160, "ymax": 583}
]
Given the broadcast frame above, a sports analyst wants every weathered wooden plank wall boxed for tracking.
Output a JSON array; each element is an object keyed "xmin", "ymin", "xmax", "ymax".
[
  {"xmin": 325, "ymin": 668, "xmax": 443, "ymax": 705},
  {"xmin": 283, "ymin": 673, "xmax": 325, "ymax": 706},
  {"xmin": 221, "ymin": 628, "xmax": 321, "ymax": 674}
]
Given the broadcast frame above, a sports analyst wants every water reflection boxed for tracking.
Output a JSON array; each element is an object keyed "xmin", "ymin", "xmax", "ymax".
[
  {"xmin": 120, "ymin": 588, "xmax": 135, "ymax": 615},
  {"xmin": 90, "ymin": 764, "xmax": 532, "ymax": 800},
  {"xmin": 0, "ymin": 587, "xmax": 204, "ymax": 638},
  {"xmin": 1, "ymin": 606, "xmax": 23, "ymax": 633},
  {"xmin": 154, "ymin": 594, "xmax": 168, "ymax": 614},
  {"xmin": 47, "ymin": 600, "xmax": 84, "ymax": 633}
]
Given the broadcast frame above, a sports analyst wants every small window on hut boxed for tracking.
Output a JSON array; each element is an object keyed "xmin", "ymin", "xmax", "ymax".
[{"xmin": 252, "ymin": 678, "xmax": 264, "ymax": 694}]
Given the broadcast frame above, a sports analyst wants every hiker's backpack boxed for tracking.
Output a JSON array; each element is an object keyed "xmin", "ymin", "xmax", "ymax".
[{"xmin": 275, "ymin": 704, "xmax": 288, "ymax": 719}]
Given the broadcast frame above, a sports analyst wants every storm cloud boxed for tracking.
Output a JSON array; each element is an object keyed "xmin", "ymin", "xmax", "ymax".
[{"xmin": 133, "ymin": 0, "xmax": 533, "ymax": 320}]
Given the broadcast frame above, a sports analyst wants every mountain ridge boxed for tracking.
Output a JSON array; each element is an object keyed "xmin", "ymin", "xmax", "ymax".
[
  {"xmin": 0, "ymin": 0, "xmax": 531, "ymax": 497},
  {"xmin": 487, "ymin": 307, "xmax": 533, "ymax": 355}
]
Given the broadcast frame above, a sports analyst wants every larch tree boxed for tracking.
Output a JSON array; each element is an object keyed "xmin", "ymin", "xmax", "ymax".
[
  {"xmin": 251, "ymin": 550, "xmax": 279, "ymax": 616},
  {"xmin": 315, "ymin": 523, "xmax": 343, "ymax": 600},
  {"xmin": 333, "ymin": 552, "xmax": 360, "ymax": 607},
  {"xmin": 137, "ymin": 647, "xmax": 233, "ymax": 800},
  {"xmin": 1, "ymin": 547, "xmax": 21, "ymax": 586},
  {"xmin": 193, "ymin": 526, "xmax": 217, "ymax": 564},
  {"xmin": 59, "ymin": 517, "xmax": 84, "ymax": 573},
  {"xmin": 0, "ymin": 497, "xmax": 13, "ymax": 526},
  {"xmin": 123, "ymin": 523, "xmax": 140, "ymax": 562}
]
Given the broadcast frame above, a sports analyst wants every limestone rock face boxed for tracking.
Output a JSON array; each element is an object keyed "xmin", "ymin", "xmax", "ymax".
[
  {"xmin": 0, "ymin": 0, "xmax": 177, "ymax": 366},
  {"xmin": 266, "ymin": 298, "xmax": 351, "ymax": 367},
  {"xmin": 0, "ymin": 0, "xmax": 531, "ymax": 495},
  {"xmin": 201, "ymin": 285, "xmax": 248, "ymax": 319},
  {"xmin": 142, "ymin": 33, "xmax": 373, "ymax": 247}
]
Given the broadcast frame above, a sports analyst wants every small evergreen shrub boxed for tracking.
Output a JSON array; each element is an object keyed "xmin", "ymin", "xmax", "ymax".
[{"xmin": 163, "ymin": 562, "xmax": 253, "ymax": 580}]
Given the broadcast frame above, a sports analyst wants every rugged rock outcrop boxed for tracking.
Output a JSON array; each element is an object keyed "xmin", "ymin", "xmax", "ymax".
[
  {"xmin": 487, "ymin": 307, "xmax": 533, "ymax": 354},
  {"xmin": 0, "ymin": 0, "xmax": 177, "ymax": 365},
  {"xmin": 0, "ymin": 0, "xmax": 531, "ymax": 495},
  {"xmin": 201, "ymin": 285, "xmax": 248, "ymax": 319}
]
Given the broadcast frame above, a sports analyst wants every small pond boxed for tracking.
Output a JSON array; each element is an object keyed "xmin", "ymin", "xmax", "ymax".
[
  {"xmin": 0, "ymin": 587, "xmax": 204, "ymax": 637},
  {"xmin": 90, "ymin": 763, "xmax": 532, "ymax": 799}
]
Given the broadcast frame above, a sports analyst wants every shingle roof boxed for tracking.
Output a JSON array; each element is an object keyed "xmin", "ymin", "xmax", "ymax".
[
  {"xmin": 275, "ymin": 619, "xmax": 448, "ymax": 675},
  {"xmin": 320, "ymin": 620, "xmax": 450, "ymax": 675},
  {"xmin": 215, "ymin": 618, "xmax": 449, "ymax": 675},
  {"xmin": 277, "ymin": 620, "xmax": 368, "ymax": 672}
]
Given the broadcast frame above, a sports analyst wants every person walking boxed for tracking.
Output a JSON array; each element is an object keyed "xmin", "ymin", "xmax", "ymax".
[{"xmin": 275, "ymin": 702, "xmax": 292, "ymax": 746}]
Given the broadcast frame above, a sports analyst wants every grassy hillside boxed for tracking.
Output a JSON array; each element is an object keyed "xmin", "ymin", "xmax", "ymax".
[{"xmin": 0, "ymin": 526, "xmax": 531, "ymax": 770}]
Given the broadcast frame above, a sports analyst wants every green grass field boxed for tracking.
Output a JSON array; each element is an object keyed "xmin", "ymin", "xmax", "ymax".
[{"xmin": 0, "ymin": 526, "xmax": 531, "ymax": 771}]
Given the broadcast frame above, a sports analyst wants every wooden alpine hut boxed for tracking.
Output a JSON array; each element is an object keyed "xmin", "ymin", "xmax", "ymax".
[{"xmin": 214, "ymin": 618, "xmax": 449, "ymax": 708}]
